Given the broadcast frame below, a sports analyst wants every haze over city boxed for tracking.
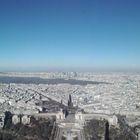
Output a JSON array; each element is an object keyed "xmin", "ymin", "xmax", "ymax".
[{"xmin": 0, "ymin": 0, "xmax": 140, "ymax": 72}]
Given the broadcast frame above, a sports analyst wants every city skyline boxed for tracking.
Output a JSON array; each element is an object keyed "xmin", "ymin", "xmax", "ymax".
[{"xmin": 0, "ymin": 0, "xmax": 140, "ymax": 72}]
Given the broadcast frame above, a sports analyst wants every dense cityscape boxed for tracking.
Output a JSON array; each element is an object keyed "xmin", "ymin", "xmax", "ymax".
[
  {"xmin": 0, "ymin": 72, "xmax": 140, "ymax": 114},
  {"xmin": 0, "ymin": 72, "xmax": 140, "ymax": 140}
]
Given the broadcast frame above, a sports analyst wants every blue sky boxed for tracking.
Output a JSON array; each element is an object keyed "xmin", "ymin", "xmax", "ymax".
[{"xmin": 0, "ymin": 0, "xmax": 140, "ymax": 71}]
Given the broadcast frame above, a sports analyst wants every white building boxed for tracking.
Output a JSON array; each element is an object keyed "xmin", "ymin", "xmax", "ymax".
[
  {"xmin": 108, "ymin": 115, "xmax": 118, "ymax": 126},
  {"xmin": 21, "ymin": 115, "xmax": 31, "ymax": 125},
  {"xmin": 12, "ymin": 115, "xmax": 20, "ymax": 125},
  {"xmin": 56, "ymin": 109, "xmax": 65, "ymax": 121},
  {"xmin": 75, "ymin": 112, "xmax": 84, "ymax": 121}
]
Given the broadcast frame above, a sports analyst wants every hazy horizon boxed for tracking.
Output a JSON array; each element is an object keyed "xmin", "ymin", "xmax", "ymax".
[{"xmin": 1, "ymin": 66, "xmax": 140, "ymax": 73}]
